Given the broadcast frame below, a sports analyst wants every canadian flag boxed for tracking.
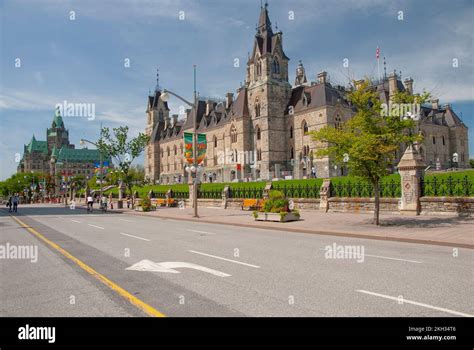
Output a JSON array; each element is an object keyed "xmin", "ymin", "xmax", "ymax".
[{"xmin": 376, "ymin": 47, "xmax": 380, "ymax": 59}]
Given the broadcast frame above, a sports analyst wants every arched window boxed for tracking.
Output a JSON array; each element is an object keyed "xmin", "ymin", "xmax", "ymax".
[
  {"xmin": 257, "ymin": 149, "xmax": 262, "ymax": 161},
  {"xmin": 256, "ymin": 126, "xmax": 261, "ymax": 140},
  {"xmin": 335, "ymin": 114, "xmax": 342, "ymax": 130},
  {"xmin": 174, "ymin": 145, "xmax": 177, "ymax": 155},
  {"xmin": 302, "ymin": 120, "xmax": 309, "ymax": 135},
  {"xmin": 213, "ymin": 135, "xmax": 217, "ymax": 148},
  {"xmin": 230, "ymin": 125, "xmax": 237, "ymax": 143},
  {"xmin": 290, "ymin": 126, "xmax": 293, "ymax": 139},
  {"xmin": 167, "ymin": 147, "xmax": 170, "ymax": 157},
  {"xmin": 256, "ymin": 60, "xmax": 262, "ymax": 77},
  {"xmin": 271, "ymin": 57, "xmax": 280, "ymax": 74},
  {"xmin": 290, "ymin": 147, "xmax": 294, "ymax": 159}
]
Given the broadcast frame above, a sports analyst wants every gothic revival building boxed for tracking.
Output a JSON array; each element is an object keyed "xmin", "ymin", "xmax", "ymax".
[
  {"xmin": 144, "ymin": 3, "xmax": 469, "ymax": 184},
  {"xmin": 18, "ymin": 111, "xmax": 109, "ymax": 192}
]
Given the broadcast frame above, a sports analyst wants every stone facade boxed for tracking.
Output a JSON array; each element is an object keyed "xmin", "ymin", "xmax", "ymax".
[{"xmin": 144, "ymin": 3, "xmax": 470, "ymax": 184}]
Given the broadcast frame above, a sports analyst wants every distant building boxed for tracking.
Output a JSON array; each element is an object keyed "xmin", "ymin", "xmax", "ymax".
[
  {"xmin": 18, "ymin": 110, "xmax": 110, "ymax": 193},
  {"xmin": 144, "ymin": 3, "xmax": 469, "ymax": 184}
]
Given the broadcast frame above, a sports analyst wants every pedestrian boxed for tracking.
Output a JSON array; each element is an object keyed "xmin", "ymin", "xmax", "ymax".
[
  {"xmin": 126, "ymin": 196, "xmax": 130, "ymax": 209},
  {"xmin": 6, "ymin": 195, "xmax": 12, "ymax": 212},
  {"xmin": 12, "ymin": 193, "xmax": 19, "ymax": 213},
  {"xmin": 87, "ymin": 195, "xmax": 94, "ymax": 213}
]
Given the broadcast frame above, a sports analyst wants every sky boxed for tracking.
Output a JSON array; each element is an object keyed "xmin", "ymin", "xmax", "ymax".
[{"xmin": 0, "ymin": 0, "xmax": 473, "ymax": 180}]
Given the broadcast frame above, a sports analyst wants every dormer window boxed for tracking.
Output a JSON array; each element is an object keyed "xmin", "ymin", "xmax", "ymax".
[{"xmin": 302, "ymin": 92, "xmax": 311, "ymax": 106}]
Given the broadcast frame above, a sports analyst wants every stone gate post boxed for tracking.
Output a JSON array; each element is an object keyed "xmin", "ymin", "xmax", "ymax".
[{"xmin": 397, "ymin": 145, "xmax": 426, "ymax": 215}]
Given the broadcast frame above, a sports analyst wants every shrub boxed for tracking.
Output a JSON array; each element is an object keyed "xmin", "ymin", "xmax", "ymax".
[
  {"xmin": 141, "ymin": 197, "xmax": 151, "ymax": 212},
  {"xmin": 269, "ymin": 190, "xmax": 284, "ymax": 200},
  {"xmin": 252, "ymin": 211, "xmax": 259, "ymax": 219}
]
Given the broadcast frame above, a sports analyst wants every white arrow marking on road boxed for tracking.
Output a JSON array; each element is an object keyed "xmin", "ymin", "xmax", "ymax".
[{"xmin": 126, "ymin": 259, "xmax": 231, "ymax": 277}]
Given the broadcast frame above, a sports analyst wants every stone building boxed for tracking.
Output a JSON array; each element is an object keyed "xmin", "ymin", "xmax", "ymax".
[
  {"xmin": 18, "ymin": 110, "xmax": 110, "ymax": 193},
  {"xmin": 144, "ymin": 3, "xmax": 469, "ymax": 184}
]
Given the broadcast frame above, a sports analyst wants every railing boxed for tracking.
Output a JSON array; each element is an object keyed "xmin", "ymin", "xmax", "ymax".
[
  {"xmin": 331, "ymin": 180, "xmax": 401, "ymax": 198},
  {"xmin": 272, "ymin": 183, "xmax": 321, "ymax": 199},
  {"xmin": 172, "ymin": 191, "xmax": 189, "ymax": 199},
  {"xmin": 198, "ymin": 189, "xmax": 222, "ymax": 199},
  {"xmin": 421, "ymin": 176, "xmax": 473, "ymax": 197},
  {"xmin": 228, "ymin": 187, "xmax": 264, "ymax": 199}
]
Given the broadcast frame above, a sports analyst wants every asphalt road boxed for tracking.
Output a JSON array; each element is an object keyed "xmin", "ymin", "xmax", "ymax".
[{"xmin": 1, "ymin": 204, "xmax": 473, "ymax": 317}]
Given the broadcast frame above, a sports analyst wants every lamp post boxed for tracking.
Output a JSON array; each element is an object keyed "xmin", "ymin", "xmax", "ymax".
[
  {"xmin": 160, "ymin": 65, "xmax": 199, "ymax": 218},
  {"xmin": 80, "ymin": 138, "xmax": 103, "ymax": 205}
]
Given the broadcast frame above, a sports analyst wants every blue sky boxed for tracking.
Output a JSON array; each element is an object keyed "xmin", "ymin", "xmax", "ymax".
[{"xmin": 1, "ymin": 0, "xmax": 473, "ymax": 180}]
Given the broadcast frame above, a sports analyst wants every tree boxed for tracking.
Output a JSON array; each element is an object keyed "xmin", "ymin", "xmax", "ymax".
[
  {"xmin": 97, "ymin": 126, "xmax": 149, "ymax": 203},
  {"xmin": 470, "ymin": 159, "xmax": 474, "ymax": 169},
  {"xmin": 311, "ymin": 79, "xmax": 430, "ymax": 225}
]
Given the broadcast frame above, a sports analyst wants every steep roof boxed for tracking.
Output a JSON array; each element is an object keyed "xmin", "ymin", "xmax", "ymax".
[
  {"xmin": 56, "ymin": 147, "xmax": 107, "ymax": 163},
  {"xmin": 26, "ymin": 136, "xmax": 48, "ymax": 154},
  {"xmin": 286, "ymin": 83, "xmax": 350, "ymax": 114}
]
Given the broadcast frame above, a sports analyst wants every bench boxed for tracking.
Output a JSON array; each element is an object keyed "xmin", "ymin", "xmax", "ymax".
[
  {"xmin": 154, "ymin": 198, "xmax": 176, "ymax": 207},
  {"xmin": 242, "ymin": 199, "xmax": 265, "ymax": 211}
]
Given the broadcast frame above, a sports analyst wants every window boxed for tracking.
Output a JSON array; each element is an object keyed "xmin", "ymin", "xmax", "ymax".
[
  {"xmin": 174, "ymin": 145, "xmax": 177, "ymax": 155},
  {"xmin": 257, "ymin": 149, "xmax": 262, "ymax": 161},
  {"xmin": 302, "ymin": 120, "xmax": 309, "ymax": 135},
  {"xmin": 271, "ymin": 57, "xmax": 280, "ymax": 74},
  {"xmin": 167, "ymin": 147, "xmax": 170, "ymax": 156},
  {"xmin": 231, "ymin": 125, "xmax": 237, "ymax": 143},
  {"xmin": 290, "ymin": 147, "xmax": 294, "ymax": 159},
  {"xmin": 256, "ymin": 126, "xmax": 261, "ymax": 140},
  {"xmin": 335, "ymin": 114, "xmax": 342, "ymax": 130},
  {"xmin": 290, "ymin": 126, "xmax": 293, "ymax": 139},
  {"xmin": 213, "ymin": 136, "xmax": 217, "ymax": 148},
  {"xmin": 432, "ymin": 136, "xmax": 436, "ymax": 145},
  {"xmin": 256, "ymin": 60, "xmax": 262, "ymax": 77},
  {"xmin": 158, "ymin": 110, "xmax": 164, "ymax": 121},
  {"xmin": 442, "ymin": 136, "xmax": 445, "ymax": 146},
  {"xmin": 160, "ymin": 149, "xmax": 163, "ymax": 158}
]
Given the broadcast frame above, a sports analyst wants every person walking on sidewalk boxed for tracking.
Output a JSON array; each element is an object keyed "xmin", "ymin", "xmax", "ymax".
[
  {"xmin": 87, "ymin": 195, "xmax": 94, "ymax": 213},
  {"xmin": 12, "ymin": 194, "xmax": 19, "ymax": 213},
  {"xmin": 6, "ymin": 195, "xmax": 12, "ymax": 212}
]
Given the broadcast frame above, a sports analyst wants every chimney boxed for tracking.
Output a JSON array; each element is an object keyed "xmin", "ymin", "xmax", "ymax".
[
  {"xmin": 205, "ymin": 100, "xmax": 214, "ymax": 115},
  {"xmin": 404, "ymin": 77, "xmax": 413, "ymax": 95},
  {"xmin": 172, "ymin": 114, "xmax": 178, "ymax": 126},
  {"xmin": 317, "ymin": 71, "xmax": 327, "ymax": 85},
  {"xmin": 226, "ymin": 93, "xmax": 234, "ymax": 109},
  {"xmin": 388, "ymin": 70, "xmax": 398, "ymax": 96},
  {"xmin": 431, "ymin": 99, "xmax": 439, "ymax": 110}
]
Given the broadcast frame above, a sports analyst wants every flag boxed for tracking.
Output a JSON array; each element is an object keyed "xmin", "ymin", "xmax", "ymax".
[{"xmin": 376, "ymin": 47, "xmax": 380, "ymax": 59}]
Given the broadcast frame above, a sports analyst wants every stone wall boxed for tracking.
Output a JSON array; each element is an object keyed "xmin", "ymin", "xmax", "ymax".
[
  {"xmin": 420, "ymin": 197, "xmax": 474, "ymax": 214},
  {"xmin": 327, "ymin": 197, "xmax": 399, "ymax": 213}
]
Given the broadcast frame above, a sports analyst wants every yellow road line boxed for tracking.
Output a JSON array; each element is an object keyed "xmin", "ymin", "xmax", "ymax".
[{"xmin": 10, "ymin": 215, "xmax": 166, "ymax": 317}]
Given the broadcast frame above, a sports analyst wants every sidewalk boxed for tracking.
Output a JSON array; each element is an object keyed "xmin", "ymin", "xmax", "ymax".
[{"xmin": 86, "ymin": 203, "xmax": 473, "ymax": 249}]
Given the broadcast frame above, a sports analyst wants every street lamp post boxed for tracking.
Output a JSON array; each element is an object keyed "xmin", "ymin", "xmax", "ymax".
[
  {"xmin": 80, "ymin": 138, "xmax": 103, "ymax": 205},
  {"xmin": 160, "ymin": 65, "xmax": 199, "ymax": 218}
]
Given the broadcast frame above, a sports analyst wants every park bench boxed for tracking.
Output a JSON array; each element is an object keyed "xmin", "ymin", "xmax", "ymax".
[
  {"xmin": 155, "ymin": 198, "xmax": 176, "ymax": 207},
  {"xmin": 242, "ymin": 199, "xmax": 265, "ymax": 211}
]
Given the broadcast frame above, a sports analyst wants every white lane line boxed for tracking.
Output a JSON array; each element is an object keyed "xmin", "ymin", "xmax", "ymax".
[
  {"xmin": 318, "ymin": 248, "xmax": 422, "ymax": 264},
  {"xmin": 88, "ymin": 224, "xmax": 104, "ymax": 230},
  {"xmin": 119, "ymin": 218, "xmax": 135, "ymax": 222},
  {"xmin": 70, "ymin": 219, "xmax": 82, "ymax": 223},
  {"xmin": 187, "ymin": 229, "xmax": 216, "ymax": 235},
  {"xmin": 188, "ymin": 250, "xmax": 260, "ymax": 268},
  {"xmin": 120, "ymin": 232, "xmax": 151, "ymax": 242},
  {"xmin": 356, "ymin": 290, "xmax": 473, "ymax": 317}
]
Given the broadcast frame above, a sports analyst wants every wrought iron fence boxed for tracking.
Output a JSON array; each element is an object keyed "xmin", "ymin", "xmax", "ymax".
[
  {"xmin": 173, "ymin": 191, "xmax": 189, "ymax": 199},
  {"xmin": 421, "ymin": 176, "xmax": 473, "ymax": 197},
  {"xmin": 228, "ymin": 187, "xmax": 264, "ymax": 199},
  {"xmin": 272, "ymin": 183, "xmax": 321, "ymax": 199},
  {"xmin": 198, "ymin": 189, "xmax": 222, "ymax": 199},
  {"xmin": 331, "ymin": 180, "xmax": 401, "ymax": 198}
]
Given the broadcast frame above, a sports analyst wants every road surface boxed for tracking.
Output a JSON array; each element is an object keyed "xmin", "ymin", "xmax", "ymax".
[{"xmin": 1, "ymin": 204, "xmax": 472, "ymax": 317}]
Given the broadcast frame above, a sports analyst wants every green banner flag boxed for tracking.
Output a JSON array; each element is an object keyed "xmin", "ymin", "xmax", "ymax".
[{"xmin": 184, "ymin": 132, "xmax": 207, "ymax": 165}]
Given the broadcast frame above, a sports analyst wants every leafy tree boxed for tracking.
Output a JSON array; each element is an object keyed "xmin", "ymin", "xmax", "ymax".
[
  {"xmin": 97, "ymin": 126, "xmax": 149, "ymax": 203},
  {"xmin": 470, "ymin": 159, "xmax": 474, "ymax": 169},
  {"xmin": 311, "ymin": 79, "xmax": 430, "ymax": 225}
]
